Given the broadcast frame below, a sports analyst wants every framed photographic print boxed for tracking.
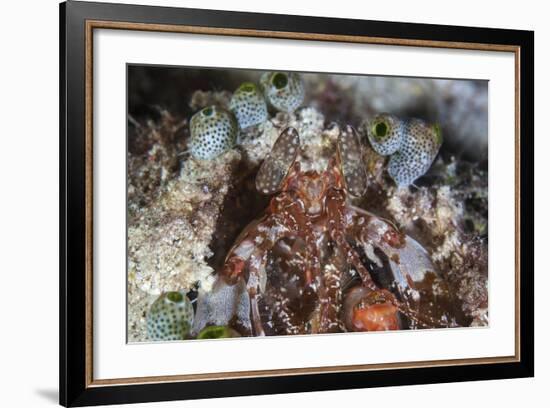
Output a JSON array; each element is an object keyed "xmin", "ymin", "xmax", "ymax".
[{"xmin": 59, "ymin": 0, "xmax": 534, "ymax": 406}]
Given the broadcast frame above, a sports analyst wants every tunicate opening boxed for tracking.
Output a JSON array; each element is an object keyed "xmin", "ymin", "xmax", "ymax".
[
  {"xmin": 272, "ymin": 73, "xmax": 288, "ymax": 89},
  {"xmin": 240, "ymin": 83, "xmax": 256, "ymax": 93},
  {"xmin": 374, "ymin": 121, "xmax": 388, "ymax": 139},
  {"xmin": 166, "ymin": 291, "xmax": 184, "ymax": 303},
  {"xmin": 197, "ymin": 325, "xmax": 230, "ymax": 339}
]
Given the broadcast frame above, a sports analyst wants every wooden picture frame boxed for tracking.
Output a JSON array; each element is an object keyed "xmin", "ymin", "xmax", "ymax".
[{"xmin": 60, "ymin": 1, "xmax": 534, "ymax": 406}]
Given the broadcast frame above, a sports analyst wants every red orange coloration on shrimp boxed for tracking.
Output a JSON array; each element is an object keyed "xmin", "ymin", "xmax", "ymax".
[{"xmin": 220, "ymin": 125, "xmax": 456, "ymax": 336}]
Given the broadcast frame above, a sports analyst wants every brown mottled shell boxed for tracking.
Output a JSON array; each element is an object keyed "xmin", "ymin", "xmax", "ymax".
[
  {"xmin": 256, "ymin": 127, "xmax": 300, "ymax": 194},
  {"xmin": 336, "ymin": 125, "xmax": 367, "ymax": 197}
]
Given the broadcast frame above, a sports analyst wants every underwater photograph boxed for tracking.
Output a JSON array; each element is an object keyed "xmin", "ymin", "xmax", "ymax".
[{"xmin": 126, "ymin": 65, "xmax": 489, "ymax": 342}]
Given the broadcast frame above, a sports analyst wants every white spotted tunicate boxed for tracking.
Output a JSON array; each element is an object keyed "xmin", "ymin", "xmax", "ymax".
[
  {"xmin": 387, "ymin": 119, "xmax": 443, "ymax": 186},
  {"xmin": 189, "ymin": 106, "xmax": 238, "ymax": 160},
  {"xmin": 229, "ymin": 82, "xmax": 268, "ymax": 129},
  {"xmin": 260, "ymin": 72, "xmax": 304, "ymax": 113},
  {"xmin": 146, "ymin": 291, "xmax": 194, "ymax": 341}
]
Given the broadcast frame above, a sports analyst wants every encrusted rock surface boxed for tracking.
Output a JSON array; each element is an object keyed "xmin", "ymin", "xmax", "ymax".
[{"xmin": 127, "ymin": 70, "xmax": 489, "ymax": 342}]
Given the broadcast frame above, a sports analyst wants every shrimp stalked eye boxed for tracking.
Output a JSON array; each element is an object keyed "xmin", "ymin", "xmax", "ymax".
[
  {"xmin": 229, "ymin": 82, "xmax": 268, "ymax": 129},
  {"xmin": 255, "ymin": 127, "xmax": 300, "ymax": 195},
  {"xmin": 260, "ymin": 72, "xmax": 304, "ymax": 113},
  {"xmin": 387, "ymin": 119, "xmax": 443, "ymax": 186},
  {"xmin": 336, "ymin": 125, "xmax": 367, "ymax": 197},
  {"xmin": 361, "ymin": 113, "xmax": 404, "ymax": 156},
  {"xmin": 189, "ymin": 105, "xmax": 238, "ymax": 160}
]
